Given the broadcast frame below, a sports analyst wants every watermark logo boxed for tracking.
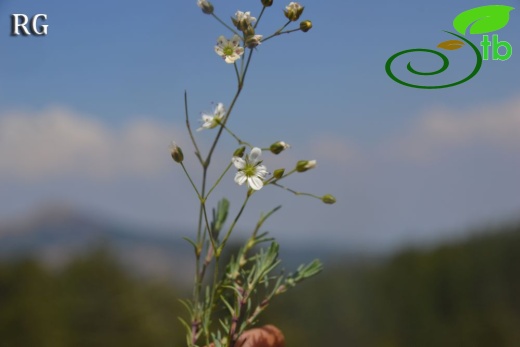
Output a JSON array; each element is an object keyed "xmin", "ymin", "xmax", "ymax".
[
  {"xmin": 385, "ymin": 5, "xmax": 514, "ymax": 89},
  {"xmin": 11, "ymin": 14, "xmax": 49, "ymax": 36}
]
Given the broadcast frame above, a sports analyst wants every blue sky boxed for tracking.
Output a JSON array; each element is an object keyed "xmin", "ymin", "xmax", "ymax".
[{"xmin": 1, "ymin": 0, "xmax": 520, "ymax": 251}]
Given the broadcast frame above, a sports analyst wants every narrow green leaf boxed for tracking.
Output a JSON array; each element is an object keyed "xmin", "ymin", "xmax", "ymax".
[
  {"xmin": 177, "ymin": 317, "xmax": 192, "ymax": 335},
  {"xmin": 182, "ymin": 236, "xmax": 199, "ymax": 252}
]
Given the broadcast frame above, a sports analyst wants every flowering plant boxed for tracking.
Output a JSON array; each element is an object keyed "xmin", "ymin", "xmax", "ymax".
[{"xmin": 172, "ymin": 2, "xmax": 334, "ymax": 346}]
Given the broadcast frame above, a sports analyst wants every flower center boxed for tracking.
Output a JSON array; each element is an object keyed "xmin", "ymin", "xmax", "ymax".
[
  {"xmin": 223, "ymin": 46, "xmax": 234, "ymax": 56},
  {"xmin": 243, "ymin": 164, "xmax": 256, "ymax": 177}
]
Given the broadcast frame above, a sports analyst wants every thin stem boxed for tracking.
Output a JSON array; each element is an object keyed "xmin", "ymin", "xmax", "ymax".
[
  {"xmin": 202, "ymin": 203, "xmax": 218, "ymax": 251},
  {"xmin": 219, "ymin": 193, "xmax": 251, "ymax": 256},
  {"xmin": 222, "ymin": 123, "xmax": 253, "ymax": 148},
  {"xmin": 241, "ymin": 49, "xmax": 255, "ymax": 85},
  {"xmin": 206, "ymin": 93, "xmax": 240, "ymax": 166},
  {"xmin": 270, "ymin": 182, "xmax": 322, "ymax": 200},
  {"xmin": 192, "ymin": 169, "xmax": 208, "ymax": 345},
  {"xmin": 180, "ymin": 163, "xmax": 202, "ymax": 199},
  {"xmin": 206, "ymin": 162, "xmax": 234, "ymax": 199},
  {"xmin": 262, "ymin": 21, "xmax": 301, "ymax": 42},
  {"xmin": 184, "ymin": 91, "xmax": 203, "ymax": 165},
  {"xmin": 240, "ymin": 38, "xmax": 246, "ymax": 77},
  {"xmin": 234, "ymin": 63, "xmax": 240, "ymax": 84},
  {"xmin": 264, "ymin": 168, "xmax": 297, "ymax": 185},
  {"xmin": 254, "ymin": 6, "xmax": 266, "ymax": 30},
  {"xmin": 261, "ymin": 27, "xmax": 301, "ymax": 43},
  {"xmin": 212, "ymin": 13, "xmax": 240, "ymax": 36},
  {"xmin": 188, "ymin": 29, "xmax": 256, "ymax": 347}
]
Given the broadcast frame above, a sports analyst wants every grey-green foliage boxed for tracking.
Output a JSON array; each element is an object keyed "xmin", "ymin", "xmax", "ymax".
[
  {"xmin": 266, "ymin": 223, "xmax": 520, "ymax": 347},
  {"xmin": 3, "ymin": 223, "xmax": 519, "ymax": 347}
]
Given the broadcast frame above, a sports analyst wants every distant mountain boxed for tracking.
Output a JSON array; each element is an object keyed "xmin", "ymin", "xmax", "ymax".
[
  {"xmin": 0, "ymin": 205, "xmax": 195, "ymax": 284},
  {"xmin": 0, "ymin": 205, "xmax": 347, "ymax": 286}
]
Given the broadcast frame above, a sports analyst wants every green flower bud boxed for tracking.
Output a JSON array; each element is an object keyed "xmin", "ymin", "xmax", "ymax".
[
  {"xmin": 197, "ymin": 0, "xmax": 214, "ymax": 15},
  {"xmin": 170, "ymin": 142, "xmax": 184, "ymax": 163},
  {"xmin": 296, "ymin": 159, "xmax": 316, "ymax": 172},
  {"xmin": 321, "ymin": 194, "xmax": 336, "ymax": 204},
  {"xmin": 261, "ymin": 0, "xmax": 273, "ymax": 7},
  {"xmin": 270, "ymin": 141, "xmax": 290, "ymax": 155},
  {"xmin": 273, "ymin": 168, "xmax": 285, "ymax": 179},
  {"xmin": 233, "ymin": 146, "xmax": 246, "ymax": 158},
  {"xmin": 244, "ymin": 25, "xmax": 256, "ymax": 37},
  {"xmin": 284, "ymin": 2, "xmax": 304, "ymax": 21},
  {"xmin": 299, "ymin": 20, "xmax": 312, "ymax": 32}
]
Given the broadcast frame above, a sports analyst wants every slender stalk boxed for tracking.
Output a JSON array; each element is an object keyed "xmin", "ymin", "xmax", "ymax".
[
  {"xmin": 206, "ymin": 162, "xmax": 234, "ymax": 199},
  {"xmin": 253, "ymin": 6, "xmax": 266, "ymax": 30},
  {"xmin": 212, "ymin": 13, "xmax": 240, "ymax": 36},
  {"xmin": 261, "ymin": 27, "xmax": 301, "ymax": 43},
  {"xmin": 191, "ymin": 47, "xmax": 256, "ymax": 346},
  {"xmin": 234, "ymin": 63, "xmax": 241, "ymax": 85},
  {"xmin": 270, "ymin": 182, "xmax": 322, "ymax": 200},
  {"xmin": 184, "ymin": 91, "xmax": 203, "ymax": 164},
  {"xmin": 219, "ymin": 194, "xmax": 251, "ymax": 256},
  {"xmin": 222, "ymin": 124, "xmax": 253, "ymax": 148},
  {"xmin": 180, "ymin": 163, "xmax": 202, "ymax": 199}
]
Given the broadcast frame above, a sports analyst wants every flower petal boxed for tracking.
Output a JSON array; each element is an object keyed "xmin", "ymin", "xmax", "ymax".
[
  {"xmin": 225, "ymin": 55, "xmax": 238, "ymax": 63},
  {"xmin": 235, "ymin": 171, "xmax": 247, "ymax": 185},
  {"xmin": 232, "ymin": 157, "xmax": 246, "ymax": 169},
  {"xmin": 255, "ymin": 165, "xmax": 268, "ymax": 178},
  {"xmin": 230, "ymin": 35, "xmax": 241, "ymax": 47},
  {"xmin": 215, "ymin": 103, "xmax": 225, "ymax": 117},
  {"xmin": 248, "ymin": 176, "xmax": 264, "ymax": 190},
  {"xmin": 217, "ymin": 35, "xmax": 227, "ymax": 47},
  {"xmin": 215, "ymin": 46, "xmax": 225, "ymax": 56},
  {"xmin": 249, "ymin": 147, "xmax": 262, "ymax": 163}
]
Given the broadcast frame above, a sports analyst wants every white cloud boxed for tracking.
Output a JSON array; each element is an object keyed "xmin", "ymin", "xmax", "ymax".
[
  {"xmin": 310, "ymin": 134, "xmax": 359, "ymax": 166},
  {"xmin": 388, "ymin": 96, "xmax": 520, "ymax": 161},
  {"xmin": 0, "ymin": 107, "xmax": 184, "ymax": 180}
]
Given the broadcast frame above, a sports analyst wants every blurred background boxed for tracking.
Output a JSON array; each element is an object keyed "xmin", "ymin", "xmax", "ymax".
[{"xmin": 1, "ymin": 0, "xmax": 520, "ymax": 346}]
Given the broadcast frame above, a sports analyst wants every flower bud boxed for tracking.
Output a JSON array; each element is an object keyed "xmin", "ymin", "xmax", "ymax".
[
  {"xmin": 273, "ymin": 168, "xmax": 285, "ymax": 179},
  {"xmin": 233, "ymin": 146, "xmax": 246, "ymax": 158},
  {"xmin": 261, "ymin": 0, "xmax": 273, "ymax": 6},
  {"xmin": 299, "ymin": 20, "xmax": 312, "ymax": 32},
  {"xmin": 270, "ymin": 141, "xmax": 290, "ymax": 155},
  {"xmin": 197, "ymin": 0, "xmax": 214, "ymax": 14},
  {"xmin": 170, "ymin": 142, "xmax": 184, "ymax": 163},
  {"xmin": 321, "ymin": 194, "xmax": 336, "ymax": 204},
  {"xmin": 284, "ymin": 2, "xmax": 304, "ymax": 21},
  {"xmin": 232, "ymin": 11, "xmax": 257, "ymax": 32},
  {"xmin": 245, "ymin": 34, "xmax": 263, "ymax": 48},
  {"xmin": 244, "ymin": 25, "xmax": 256, "ymax": 37},
  {"xmin": 296, "ymin": 159, "xmax": 316, "ymax": 172}
]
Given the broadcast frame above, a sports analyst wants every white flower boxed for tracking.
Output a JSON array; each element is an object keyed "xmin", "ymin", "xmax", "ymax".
[
  {"xmin": 232, "ymin": 147, "xmax": 268, "ymax": 191},
  {"xmin": 215, "ymin": 35, "xmax": 244, "ymax": 64},
  {"xmin": 235, "ymin": 10, "xmax": 256, "ymax": 25},
  {"xmin": 197, "ymin": 103, "xmax": 226, "ymax": 131}
]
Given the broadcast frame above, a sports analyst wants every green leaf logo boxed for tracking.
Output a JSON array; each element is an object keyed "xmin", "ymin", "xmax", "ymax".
[{"xmin": 453, "ymin": 5, "xmax": 514, "ymax": 35}]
